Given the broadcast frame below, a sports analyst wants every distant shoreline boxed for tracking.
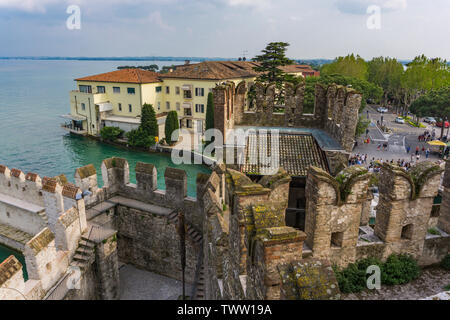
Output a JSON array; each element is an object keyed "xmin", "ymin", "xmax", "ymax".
[{"xmin": 0, "ymin": 56, "xmax": 431, "ymax": 66}]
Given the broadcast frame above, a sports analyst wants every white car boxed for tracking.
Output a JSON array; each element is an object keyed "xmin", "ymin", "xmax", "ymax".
[
  {"xmin": 395, "ymin": 117, "xmax": 405, "ymax": 124},
  {"xmin": 377, "ymin": 107, "xmax": 388, "ymax": 113}
]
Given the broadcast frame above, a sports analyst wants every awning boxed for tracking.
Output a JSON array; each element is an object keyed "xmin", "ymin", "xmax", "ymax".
[
  {"xmin": 60, "ymin": 114, "xmax": 86, "ymax": 121},
  {"xmin": 427, "ymin": 140, "xmax": 447, "ymax": 147},
  {"xmin": 182, "ymin": 102, "xmax": 192, "ymax": 109},
  {"xmin": 181, "ymin": 85, "xmax": 192, "ymax": 91},
  {"xmin": 98, "ymin": 102, "xmax": 113, "ymax": 112}
]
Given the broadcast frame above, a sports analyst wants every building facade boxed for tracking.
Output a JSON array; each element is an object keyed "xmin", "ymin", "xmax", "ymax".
[{"xmin": 62, "ymin": 61, "xmax": 317, "ymax": 139}]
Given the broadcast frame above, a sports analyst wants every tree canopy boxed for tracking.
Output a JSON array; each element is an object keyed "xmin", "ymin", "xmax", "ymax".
[
  {"xmin": 321, "ymin": 54, "xmax": 368, "ymax": 80},
  {"xmin": 410, "ymin": 87, "xmax": 450, "ymax": 138},
  {"xmin": 252, "ymin": 42, "xmax": 294, "ymax": 84}
]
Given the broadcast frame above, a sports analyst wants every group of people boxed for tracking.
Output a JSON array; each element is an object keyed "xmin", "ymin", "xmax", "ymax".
[
  {"xmin": 349, "ymin": 154, "xmax": 417, "ymax": 172},
  {"xmin": 418, "ymin": 129, "xmax": 436, "ymax": 142}
]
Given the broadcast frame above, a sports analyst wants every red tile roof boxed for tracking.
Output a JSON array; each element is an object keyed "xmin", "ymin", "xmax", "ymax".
[
  {"xmin": 160, "ymin": 61, "xmax": 260, "ymax": 80},
  {"xmin": 160, "ymin": 61, "xmax": 319, "ymax": 80},
  {"xmin": 75, "ymin": 68, "xmax": 161, "ymax": 84}
]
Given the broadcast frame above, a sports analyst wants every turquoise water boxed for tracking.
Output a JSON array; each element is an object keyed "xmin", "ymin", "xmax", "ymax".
[
  {"xmin": 0, "ymin": 244, "xmax": 28, "ymax": 281},
  {"xmin": 0, "ymin": 60, "xmax": 210, "ymax": 197}
]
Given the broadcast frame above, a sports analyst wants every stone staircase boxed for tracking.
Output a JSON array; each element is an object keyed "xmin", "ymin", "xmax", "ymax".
[
  {"xmin": 167, "ymin": 210, "xmax": 204, "ymax": 300},
  {"xmin": 38, "ymin": 210, "xmax": 48, "ymax": 224},
  {"xmin": 194, "ymin": 264, "xmax": 205, "ymax": 300},
  {"xmin": 70, "ymin": 233, "xmax": 96, "ymax": 272}
]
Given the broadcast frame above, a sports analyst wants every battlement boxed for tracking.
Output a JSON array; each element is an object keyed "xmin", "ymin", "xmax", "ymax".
[{"xmin": 213, "ymin": 81, "xmax": 361, "ymax": 152}]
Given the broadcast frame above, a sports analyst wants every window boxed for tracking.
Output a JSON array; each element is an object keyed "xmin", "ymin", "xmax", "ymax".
[
  {"xmin": 195, "ymin": 104, "xmax": 205, "ymax": 113},
  {"xmin": 79, "ymin": 85, "xmax": 92, "ymax": 93},
  {"xmin": 166, "ymin": 86, "xmax": 170, "ymax": 94},
  {"xmin": 195, "ymin": 88, "xmax": 205, "ymax": 97},
  {"xmin": 184, "ymin": 108, "xmax": 192, "ymax": 116},
  {"xmin": 127, "ymin": 88, "xmax": 135, "ymax": 95},
  {"xmin": 129, "ymin": 104, "xmax": 132, "ymax": 113},
  {"xmin": 184, "ymin": 90, "xmax": 192, "ymax": 99},
  {"xmin": 81, "ymin": 103, "xmax": 86, "ymax": 111},
  {"xmin": 97, "ymin": 86, "xmax": 105, "ymax": 93},
  {"xmin": 113, "ymin": 87, "xmax": 120, "ymax": 94},
  {"xmin": 176, "ymin": 102, "xmax": 180, "ymax": 111},
  {"xmin": 330, "ymin": 232, "xmax": 343, "ymax": 247},
  {"xmin": 166, "ymin": 102, "xmax": 170, "ymax": 110},
  {"xmin": 176, "ymin": 87, "xmax": 180, "ymax": 95},
  {"xmin": 118, "ymin": 103, "xmax": 122, "ymax": 111},
  {"xmin": 208, "ymin": 88, "xmax": 213, "ymax": 93},
  {"xmin": 157, "ymin": 102, "xmax": 161, "ymax": 110},
  {"xmin": 156, "ymin": 86, "xmax": 162, "ymax": 93},
  {"xmin": 401, "ymin": 224, "xmax": 413, "ymax": 240}
]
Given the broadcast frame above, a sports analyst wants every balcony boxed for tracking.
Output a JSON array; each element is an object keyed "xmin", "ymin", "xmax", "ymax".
[{"xmin": 70, "ymin": 90, "xmax": 108, "ymax": 105}]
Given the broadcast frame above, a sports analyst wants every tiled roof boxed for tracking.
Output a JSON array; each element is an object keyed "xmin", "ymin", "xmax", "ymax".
[
  {"xmin": 242, "ymin": 133, "xmax": 329, "ymax": 177},
  {"xmin": 0, "ymin": 256, "xmax": 22, "ymax": 286},
  {"xmin": 160, "ymin": 61, "xmax": 319, "ymax": 80},
  {"xmin": 160, "ymin": 61, "xmax": 260, "ymax": 80},
  {"xmin": 75, "ymin": 68, "xmax": 161, "ymax": 84},
  {"xmin": 280, "ymin": 64, "xmax": 317, "ymax": 73}
]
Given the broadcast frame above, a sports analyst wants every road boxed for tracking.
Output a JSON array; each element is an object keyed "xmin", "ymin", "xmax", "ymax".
[{"xmin": 354, "ymin": 105, "xmax": 445, "ymax": 163}]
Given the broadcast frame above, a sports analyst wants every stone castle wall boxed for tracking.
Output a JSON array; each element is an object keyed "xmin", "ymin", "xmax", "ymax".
[
  {"xmin": 213, "ymin": 82, "xmax": 361, "ymax": 153},
  {"xmin": 203, "ymin": 161, "xmax": 449, "ymax": 300}
]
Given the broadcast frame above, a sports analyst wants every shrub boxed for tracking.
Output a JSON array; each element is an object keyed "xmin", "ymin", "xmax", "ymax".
[
  {"xmin": 100, "ymin": 126, "xmax": 124, "ymax": 142},
  {"xmin": 441, "ymin": 254, "xmax": 450, "ymax": 271},
  {"xmin": 333, "ymin": 257, "xmax": 383, "ymax": 293},
  {"xmin": 381, "ymin": 254, "xmax": 420, "ymax": 285},
  {"xmin": 165, "ymin": 111, "xmax": 179, "ymax": 145},
  {"xmin": 126, "ymin": 128, "xmax": 155, "ymax": 148},
  {"xmin": 333, "ymin": 255, "xmax": 421, "ymax": 293}
]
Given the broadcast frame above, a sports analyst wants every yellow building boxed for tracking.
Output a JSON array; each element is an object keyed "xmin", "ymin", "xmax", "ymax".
[
  {"xmin": 62, "ymin": 68, "xmax": 162, "ymax": 136},
  {"xmin": 62, "ymin": 61, "xmax": 316, "ymax": 138}
]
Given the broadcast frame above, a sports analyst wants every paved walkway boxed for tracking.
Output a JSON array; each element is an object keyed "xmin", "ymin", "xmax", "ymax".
[{"xmin": 119, "ymin": 264, "xmax": 193, "ymax": 300}]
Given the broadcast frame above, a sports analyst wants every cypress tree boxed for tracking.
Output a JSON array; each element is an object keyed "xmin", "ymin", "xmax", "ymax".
[
  {"xmin": 141, "ymin": 103, "xmax": 158, "ymax": 137},
  {"xmin": 205, "ymin": 92, "xmax": 215, "ymax": 131},
  {"xmin": 165, "ymin": 111, "xmax": 179, "ymax": 145},
  {"xmin": 205, "ymin": 92, "xmax": 215, "ymax": 148}
]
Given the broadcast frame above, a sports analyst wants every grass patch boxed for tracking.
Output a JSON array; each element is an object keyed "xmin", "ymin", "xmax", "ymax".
[{"xmin": 427, "ymin": 228, "xmax": 441, "ymax": 236}]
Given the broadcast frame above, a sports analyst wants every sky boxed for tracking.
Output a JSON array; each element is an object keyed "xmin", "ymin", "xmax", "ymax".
[{"xmin": 0, "ymin": 0, "xmax": 448, "ymax": 60}]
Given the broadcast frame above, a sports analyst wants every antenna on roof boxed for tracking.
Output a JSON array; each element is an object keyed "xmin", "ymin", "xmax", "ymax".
[{"xmin": 242, "ymin": 50, "xmax": 248, "ymax": 61}]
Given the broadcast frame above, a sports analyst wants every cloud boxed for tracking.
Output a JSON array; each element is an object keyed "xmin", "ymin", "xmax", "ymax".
[
  {"xmin": 336, "ymin": 0, "xmax": 407, "ymax": 15},
  {"xmin": 0, "ymin": 0, "xmax": 60, "ymax": 13},
  {"xmin": 223, "ymin": 0, "xmax": 271, "ymax": 9},
  {"xmin": 148, "ymin": 11, "xmax": 175, "ymax": 31}
]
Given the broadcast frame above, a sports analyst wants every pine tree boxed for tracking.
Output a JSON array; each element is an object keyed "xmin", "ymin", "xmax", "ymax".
[
  {"xmin": 165, "ymin": 111, "xmax": 179, "ymax": 145},
  {"xmin": 252, "ymin": 42, "xmax": 293, "ymax": 84},
  {"xmin": 141, "ymin": 103, "xmax": 158, "ymax": 137}
]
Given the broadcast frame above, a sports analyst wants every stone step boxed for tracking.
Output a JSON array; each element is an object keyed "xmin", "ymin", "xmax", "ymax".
[
  {"xmin": 81, "ymin": 236, "xmax": 96, "ymax": 244},
  {"xmin": 79, "ymin": 239, "xmax": 95, "ymax": 249},
  {"xmin": 73, "ymin": 253, "xmax": 90, "ymax": 262},
  {"xmin": 70, "ymin": 261, "xmax": 87, "ymax": 271},
  {"xmin": 77, "ymin": 247, "xmax": 94, "ymax": 255}
]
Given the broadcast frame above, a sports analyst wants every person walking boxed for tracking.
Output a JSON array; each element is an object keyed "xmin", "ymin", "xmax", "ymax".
[
  {"xmin": 406, "ymin": 145, "xmax": 411, "ymax": 154},
  {"xmin": 415, "ymin": 146, "xmax": 419, "ymax": 155},
  {"xmin": 426, "ymin": 148, "xmax": 430, "ymax": 159}
]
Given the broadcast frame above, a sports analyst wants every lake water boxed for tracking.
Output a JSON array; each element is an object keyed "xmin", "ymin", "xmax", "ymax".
[{"xmin": 0, "ymin": 59, "xmax": 211, "ymax": 197}]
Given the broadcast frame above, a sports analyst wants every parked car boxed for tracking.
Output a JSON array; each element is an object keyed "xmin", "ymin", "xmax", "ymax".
[
  {"xmin": 395, "ymin": 117, "xmax": 405, "ymax": 124},
  {"xmin": 377, "ymin": 107, "xmax": 388, "ymax": 113},
  {"xmin": 424, "ymin": 117, "xmax": 437, "ymax": 124},
  {"xmin": 436, "ymin": 121, "xmax": 450, "ymax": 128}
]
